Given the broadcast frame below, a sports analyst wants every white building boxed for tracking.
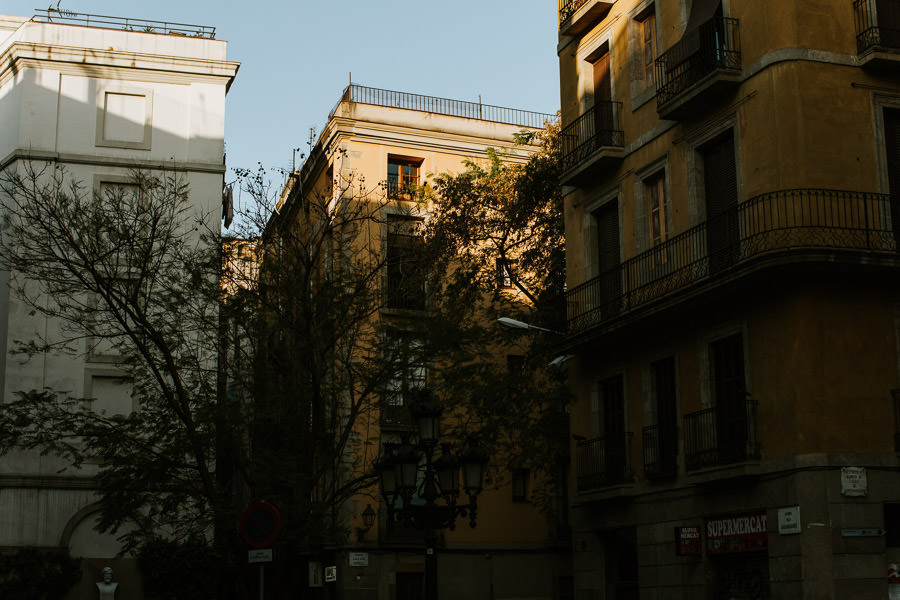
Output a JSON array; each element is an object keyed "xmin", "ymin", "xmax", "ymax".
[{"xmin": 0, "ymin": 10, "xmax": 237, "ymax": 596}]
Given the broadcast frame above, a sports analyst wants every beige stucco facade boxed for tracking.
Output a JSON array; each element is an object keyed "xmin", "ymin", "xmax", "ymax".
[
  {"xmin": 273, "ymin": 85, "xmax": 570, "ymax": 600},
  {"xmin": 0, "ymin": 12, "xmax": 237, "ymax": 598},
  {"xmin": 559, "ymin": 0, "xmax": 900, "ymax": 598}
]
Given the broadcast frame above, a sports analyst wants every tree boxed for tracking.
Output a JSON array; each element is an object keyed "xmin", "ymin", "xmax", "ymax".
[
  {"xmin": 0, "ymin": 159, "xmax": 408, "ymax": 597},
  {"xmin": 421, "ymin": 119, "xmax": 569, "ymax": 513}
]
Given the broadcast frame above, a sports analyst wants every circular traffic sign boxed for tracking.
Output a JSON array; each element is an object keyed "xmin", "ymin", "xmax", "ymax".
[{"xmin": 241, "ymin": 502, "xmax": 282, "ymax": 549}]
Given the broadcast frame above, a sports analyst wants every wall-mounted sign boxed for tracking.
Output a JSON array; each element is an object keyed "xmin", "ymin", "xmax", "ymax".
[
  {"xmin": 349, "ymin": 552, "xmax": 369, "ymax": 567},
  {"xmin": 675, "ymin": 526, "xmax": 701, "ymax": 556},
  {"xmin": 842, "ymin": 467, "xmax": 868, "ymax": 497},
  {"xmin": 325, "ymin": 566, "xmax": 337, "ymax": 583},
  {"xmin": 778, "ymin": 506, "xmax": 801, "ymax": 535},
  {"xmin": 706, "ymin": 511, "xmax": 768, "ymax": 554}
]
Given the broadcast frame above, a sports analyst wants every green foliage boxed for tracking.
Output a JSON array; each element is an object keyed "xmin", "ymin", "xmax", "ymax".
[
  {"xmin": 422, "ymin": 119, "xmax": 570, "ymax": 512},
  {"xmin": 137, "ymin": 538, "xmax": 219, "ymax": 600},
  {"xmin": 0, "ymin": 547, "xmax": 81, "ymax": 600}
]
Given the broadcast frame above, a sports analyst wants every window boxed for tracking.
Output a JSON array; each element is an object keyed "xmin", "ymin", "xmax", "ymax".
[
  {"xmin": 496, "ymin": 258, "xmax": 517, "ymax": 289},
  {"xmin": 711, "ymin": 333, "xmax": 749, "ymax": 463},
  {"xmin": 387, "ymin": 157, "xmax": 421, "ymax": 199},
  {"xmin": 511, "ymin": 468, "xmax": 529, "ymax": 502},
  {"xmin": 648, "ymin": 356, "xmax": 677, "ymax": 477},
  {"xmin": 95, "ymin": 86, "xmax": 153, "ymax": 150},
  {"xmin": 638, "ymin": 9, "xmax": 657, "ymax": 88},
  {"xmin": 647, "ymin": 173, "xmax": 668, "ymax": 249},
  {"xmin": 383, "ymin": 333, "xmax": 426, "ymax": 427},
  {"xmin": 386, "ymin": 215, "xmax": 425, "ymax": 310}
]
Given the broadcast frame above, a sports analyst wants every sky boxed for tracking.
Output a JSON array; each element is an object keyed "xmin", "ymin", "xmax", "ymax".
[{"xmin": 5, "ymin": 0, "xmax": 561, "ymax": 183}]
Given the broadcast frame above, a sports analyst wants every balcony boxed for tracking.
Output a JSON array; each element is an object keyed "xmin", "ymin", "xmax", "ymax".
[
  {"xmin": 560, "ymin": 101, "xmax": 625, "ymax": 184},
  {"xmin": 558, "ymin": 0, "xmax": 616, "ymax": 36},
  {"xmin": 567, "ymin": 189, "xmax": 899, "ymax": 336},
  {"xmin": 642, "ymin": 424, "xmax": 678, "ymax": 479},
  {"xmin": 381, "ymin": 403, "xmax": 414, "ymax": 430},
  {"xmin": 575, "ymin": 432, "xmax": 633, "ymax": 491},
  {"xmin": 655, "ymin": 16, "xmax": 741, "ymax": 120},
  {"xmin": 855, "ymin": 0, "xmax": 900, "ymax": 69},
  {"xmin": 683, "ymin": 397, "xmax": 759, "ymax": 471}
]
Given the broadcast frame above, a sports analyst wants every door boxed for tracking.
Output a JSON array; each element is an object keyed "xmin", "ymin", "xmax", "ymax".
[
  {"xmin": 595, "ymin": 200, "xmax": 621, "ymax": 318},
  {"xmin": 601, "ymin": 374, "xmax": 626, "ymax": 482},
  {"xmin": 884, "ymin": 108, "xmax": 900, "ymax": 250},
  {"xmin": 652, "ymin": 357, "xmax": 678, "ymax": 476},
  {"xmin": 396, "ymin": 572, "xmax": 424, "ymax": 600},
  {"xmin": 711, "ymin": 334, "xmax": 748, "ymax": 464},
  {"xmin": 702, "ymin": 130, "xmax": 739, "ymax": 273},
  {"xmin": 592, "ymin": 46, "xmax": 615, "ymax": 147}
]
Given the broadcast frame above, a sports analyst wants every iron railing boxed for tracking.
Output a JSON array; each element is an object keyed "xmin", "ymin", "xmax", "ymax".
[
  {"xmin": 567, "ymin": 189, "xmax": 899, "ymax": 333},
  {"xmin": 31, "ymin": 8, "xmax": 215, "ymax": 38},
  {"xmin": 575, "ymin": 432, "xmax": 633, "ymax": 491},
  {"xmin": 655, "ymin": 16, "xmax": 741, "ymax": 109},
  {"xmin": 386, "ymin": 174, "xmax": 420, "ymax": 199},
  {"xmin": 330, "ymin": 84, "xmax": 556, "ymax": 130},
  {"xmin": 855, "ymin": 0, "xmax": 900, "ymax": 53},
  {"xmin": 683, "ymin": 397, "xmax": 759, "ymax": 471},
  {"xmin": 559, "ymin": 0, "xmax": 590, "ymax": 24},
  {"xmin": 381, "ymin": 403, "xmax": 414, "ymax": 429},
  {"xmin": 642, "ymin": 423, "xmax": 678, "ymax": 479},
  {"xmin": 893, "ymin": 389, "xmax": 900, "ymax": 452},
  {"xmin": 560, "ymin": 101, "xmax": 624, "ymax": 171}
]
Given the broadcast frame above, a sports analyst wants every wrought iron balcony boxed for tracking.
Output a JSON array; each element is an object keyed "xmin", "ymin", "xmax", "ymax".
[
  {"xmin": 683, "ymin": 397, "xmax": 759, "ymax": 471},
  {"xmin": 855, "ymin": 0, "xmax": 900, "ymax": 67},
  {"xmin": 567, "ymin": 189, "xmax": 899, "ymax": 335},
  {"xmin": 560, "ymin": 101, "xmax": 624, "ymax": 182},
  {"xmin": 558, "ymin": 0, "xmax": 616, "ymax": 36},
  {"xmin": 655, "ymin": 16, "xmax": 741, "ymax": 119},
  {"xmin": 575, "ymin": 432, "xmax": 633, "ymax": 491},
  {"xmin": 642, "ymin": 423, "xmax": 678, "ymax": 479},
  {"xmin": 381, "ymin": 403, "xmax": 414, "ymax": 430}
]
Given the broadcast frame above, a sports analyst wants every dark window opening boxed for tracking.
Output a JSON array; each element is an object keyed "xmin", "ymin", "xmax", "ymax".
[
  {"xmin": 386, "ymin": 215, "xmax": 425, "ymax": 310},
  {"xmin": 511, "ymin": 468, "xmax": 529, "ymax": 502}
]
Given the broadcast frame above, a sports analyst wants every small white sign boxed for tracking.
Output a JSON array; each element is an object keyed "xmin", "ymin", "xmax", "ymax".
[
  {"xmin": 778, "ymin": 506, "xmax": 801, "ymax": 535},
  {"xmin": 349, "ymin": 552, "xmax": 369, "ymax": 567},
  {"xmin": 842, "ymin": 467, "xmax": 868, "ymax": 497},
  {"xmin": 325, "ymin": 565, "xmax": 337, "ymax": 583},
  {"xmin": 248, "ymin": 549, "xmax": 273, "ymax": 563}
]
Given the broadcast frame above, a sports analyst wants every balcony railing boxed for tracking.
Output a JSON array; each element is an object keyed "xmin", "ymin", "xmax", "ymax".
[
  {"xmin": 560, "ymin": 101, "xmax": 624, "ymax": 172},
  {"xmin": 330, "ymin": 84, "xmax": 556, "ymax": 130},
  {"xmin": 893, "ymin": 389, "xmax": 900, "ymax": 452},
  {"xmin": 575, "ymin": 432, "xmax": 633, "ymax": 491},
  {"xmin": 683, "ymin": 397, "xmax": 759, "ymax": 471},
  {"xmin": 642, "ymin": 423, "xmax": 678, "ymax": 479},
  {"xmin": 855, "ymin": 0, "xmax": 900, "ymax": 54},
  {"xmin": 559, "ymin": 0, "xmax": 591, "ymax": 23},
  {"xmin": 655, "ymin": 16, "xmax": 741, "ymax": 110},
  {"xmin": 381, "ymin": 403, "xmax": 413, "ymax": 429},
  {"xmin": 31, "ymin": 8, "xmax": 216, "ymax": 38},
  {"xmin": 567, "ymin": 189, "xmax": 899, "ymax": 334}
]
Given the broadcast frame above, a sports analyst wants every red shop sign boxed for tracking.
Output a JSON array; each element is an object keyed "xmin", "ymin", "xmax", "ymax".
[
  {"xmin": 706, "ymin": 511, "xmax": 768, "ymax": 554},
  {"xmin": 675, "ymin": 526, "xmax": 702, "ymax": 556}
]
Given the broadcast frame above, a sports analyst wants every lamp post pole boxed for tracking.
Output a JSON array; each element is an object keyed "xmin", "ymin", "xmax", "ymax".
[{"xmin": 376, "ymin": 390, "xmax": 487, "ymax": 600}]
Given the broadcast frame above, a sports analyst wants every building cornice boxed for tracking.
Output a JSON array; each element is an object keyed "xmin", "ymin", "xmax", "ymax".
[
  {"xmin": 0, "ymin": 40, "xmax": 239, "ymax": 90},
  {"xmin": 1, "ymin": 148, "xmax": 227, "ymax": 175}
]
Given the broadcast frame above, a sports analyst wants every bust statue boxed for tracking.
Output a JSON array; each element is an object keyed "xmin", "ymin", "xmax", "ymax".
[{"xmin": 96, "ymin": 566, "xmax": 118, "ymax": 600}]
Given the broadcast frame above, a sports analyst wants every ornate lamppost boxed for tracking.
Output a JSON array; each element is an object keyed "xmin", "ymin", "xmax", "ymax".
[{"xmin": 376, "ymin": 390, "xmax": 488, "ymax": 600}]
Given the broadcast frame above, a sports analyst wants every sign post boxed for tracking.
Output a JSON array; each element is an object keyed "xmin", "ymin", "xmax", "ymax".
[{"xmin": 241, "ymin": 502, "xmax": 282, "ymax": 600}]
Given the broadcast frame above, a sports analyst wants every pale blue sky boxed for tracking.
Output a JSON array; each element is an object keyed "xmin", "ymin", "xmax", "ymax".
[{"xmin": 6, "ymin": 1, "xmax": 560, "ymax": 181}]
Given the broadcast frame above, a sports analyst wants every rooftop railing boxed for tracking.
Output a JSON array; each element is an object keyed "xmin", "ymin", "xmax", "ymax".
[
  {"xmin": 30, "ymin": 8, "xmax": 216, "ymax": 39},
  {"xmin": 655, "ymin": 16, "xmax": 740, "ymax": 109},
  {"xmin": 567, "ymin": 189, "xmax": 899, "ymax": 334},
  {"xmin": 854, "ymin": 0, "xmax": 900, "ymax": 53},
  {"xmin": 330, "ymin": 84, "xmax": 556, "ymax": 129}
]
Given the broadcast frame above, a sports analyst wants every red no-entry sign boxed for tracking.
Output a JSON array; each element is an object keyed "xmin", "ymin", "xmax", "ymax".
[{"xmin": 241, "ymin": 502, "xmax": 282, "ymax": 549}]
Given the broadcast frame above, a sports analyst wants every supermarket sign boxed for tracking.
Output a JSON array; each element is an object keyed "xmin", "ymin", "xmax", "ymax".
[{"xmin": 706, "ymin": 511, "xmax": 768, "ymax": 554}]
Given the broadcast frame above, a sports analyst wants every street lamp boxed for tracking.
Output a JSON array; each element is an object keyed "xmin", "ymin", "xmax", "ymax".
[
  {"xmin": 497, "ymin": 316, "xmax": 564, "ymax": 336},
  {"xmin": 375, "ymin": 389, "xmax": 488, "ymax": 600}
]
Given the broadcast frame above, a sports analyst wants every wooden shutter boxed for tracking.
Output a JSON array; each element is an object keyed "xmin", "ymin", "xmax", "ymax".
[
  {"xmin": 702, "ymin": 130, "xmax": 739, "ymax": 271},
  {"xmin": 595, "ymin": 201, "xmax": 622, "ymax": 316},
  {"xmin": 884, "ymin": 108, "xmax": 900, "ymax": 248}
]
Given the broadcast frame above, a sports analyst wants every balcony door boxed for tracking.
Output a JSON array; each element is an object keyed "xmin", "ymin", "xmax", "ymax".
[
  {"xmin": 592, "ymin": 43, "xmax": 615, "ymax": 147},
  {"xmin": 702, "ymin": 130, "xmax": 739, "ymax": 273},
  {"xmin": 884, "ymin": 108, "xmax": 900, "ymax": 249},
  {"xmin": 877, "ymin": 0, "xmax": 900, "ymax": 47},
  {"xmin": 594, "ymin": 200, "xmax": 621, "ymax": 318},
  {"xmin": 601, "ymin": 374, "xmax": 626, "ymax": 481},
  {"xmin": 711, "ymin": 334, "xmax": 747, "ymax": 464}
]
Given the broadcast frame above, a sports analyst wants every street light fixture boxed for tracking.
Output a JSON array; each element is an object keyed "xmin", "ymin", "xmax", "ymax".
[
  {"xmin": 497, "ymin": 316, "xmax": 564, "ymax": 336},
  {"xmin": 375, "ymin": 389, "xmax": 488, "ymax": 600}
]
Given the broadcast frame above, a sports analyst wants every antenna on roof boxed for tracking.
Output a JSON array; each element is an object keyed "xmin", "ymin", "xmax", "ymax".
[{"xmin": 307, "ymin": 128, "xmax": 316, "ymax": 154}]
